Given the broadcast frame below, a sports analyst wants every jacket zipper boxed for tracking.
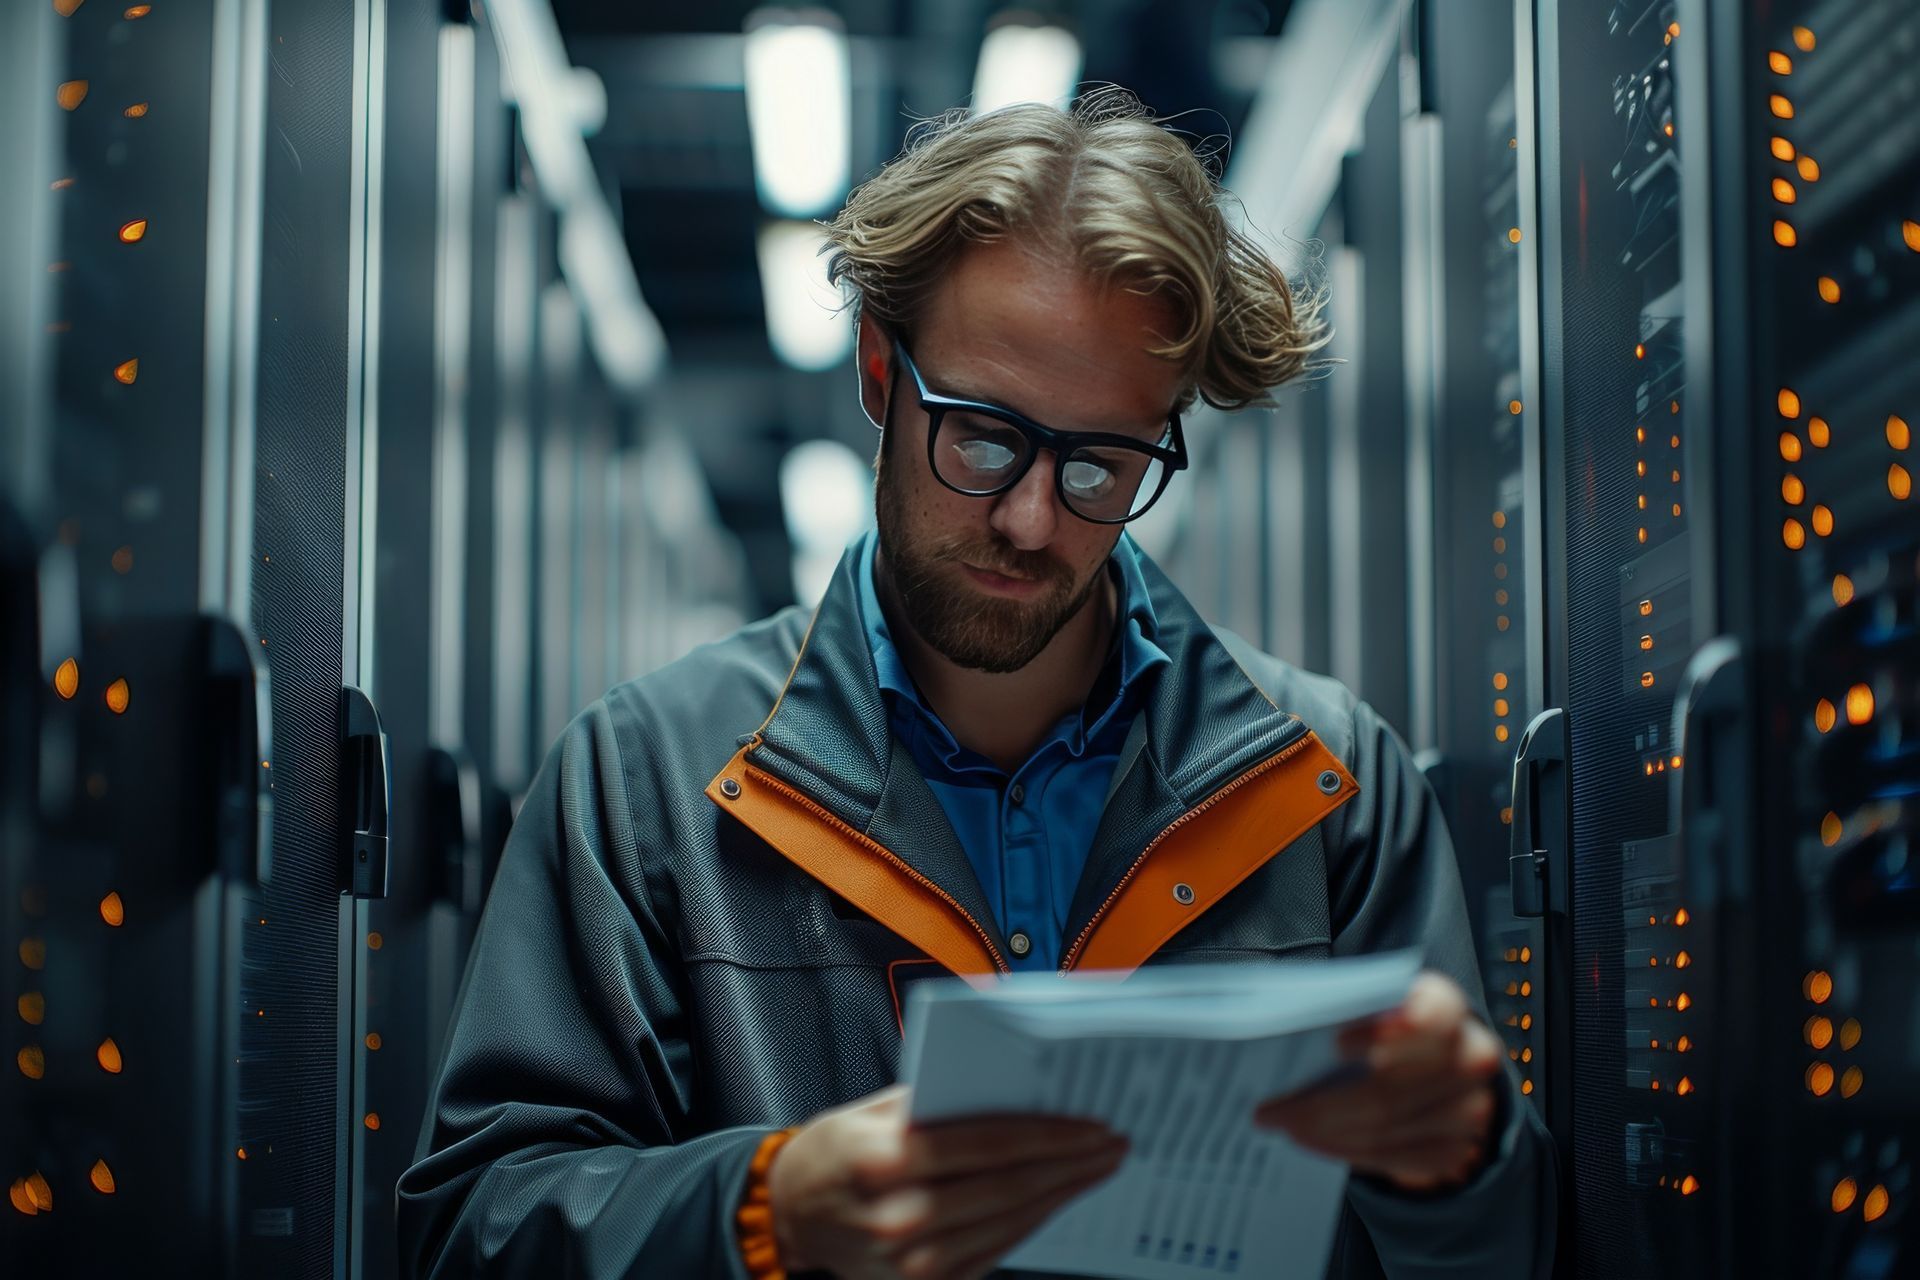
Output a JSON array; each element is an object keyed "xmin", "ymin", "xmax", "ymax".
[
  {"xmin": 744, "ymin": 738, "xmax": 1011, "ymax": 975},
  {"xmin": 1058, "ymin": 719, "xmax": 1316, "ymax": 973}
]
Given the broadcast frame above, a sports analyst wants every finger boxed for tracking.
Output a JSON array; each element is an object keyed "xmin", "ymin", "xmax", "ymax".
[
  {"xmin": 1280, "ymin": 1084, "xmax": 1496, "ymax": 1163},
  {"xmin": 1339, "ymin": 972, "xmax": 1469, "ymax": 1055},
  {"xmin": 892, "ymin": 1116, "xmax": 1121, "ymax": 1184},
  {"xmin": 1259, "ymin": 1066, "xmax": 1482, "ymax": 1146},
  {"xmin": 861, "ymin": 1141, "xmax": 1127, "ymax": 1245},
  {"xmin": 892, "ymin": 1160, "xmax": 1115, "ymax": 1280}
]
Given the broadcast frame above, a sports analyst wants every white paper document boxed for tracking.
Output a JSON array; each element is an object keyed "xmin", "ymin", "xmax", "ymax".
[{"xmin": 899, "ymin": 950, "xmax": 1422, "ymax": 1280}]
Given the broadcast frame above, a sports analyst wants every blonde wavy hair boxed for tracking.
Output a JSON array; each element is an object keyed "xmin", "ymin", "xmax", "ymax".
[{"xmin": 823, "ymin": 88, "xmax": 1330, "ymax": 411}]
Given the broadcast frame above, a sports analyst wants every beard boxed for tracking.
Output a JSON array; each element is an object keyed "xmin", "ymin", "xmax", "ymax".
[{"xmin": 873, "ymin": 440, "xmax": 1103, "ymax": 674}]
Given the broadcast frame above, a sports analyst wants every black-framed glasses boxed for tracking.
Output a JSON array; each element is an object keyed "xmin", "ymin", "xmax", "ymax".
[{"xmin": 890, "ymin": 336, "xmax": 1187, "ymax": 525}]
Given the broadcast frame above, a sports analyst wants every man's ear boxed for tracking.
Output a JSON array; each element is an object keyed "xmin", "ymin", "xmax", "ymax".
[{"xmin": 855, "ymin": 320, "xmax": 891, "ymax": 431}]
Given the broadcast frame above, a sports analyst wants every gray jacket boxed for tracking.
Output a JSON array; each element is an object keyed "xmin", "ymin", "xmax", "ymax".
[{"xmin": 397, "ymin": 542, "xmax": 1557, "ymax": 1278}]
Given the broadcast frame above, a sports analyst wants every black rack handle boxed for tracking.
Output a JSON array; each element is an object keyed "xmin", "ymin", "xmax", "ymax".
[
  {"xmin": 339, "ymin": 686, "xmax": 391, "ymax": 899},
  {"xmin": 1508, "ymin": 708, "xmax": 1569, "ymax": 918},
  {"xmin": 1669, "ymin": 638, "xmax": 1747, "ymax": 906},
  {"xmin": 426, "ymin": 745, "xmax": 484, "ymax": 911},
  {"xmin": 205, "ymin": 615, "xmax": 274, "ymax": 884}
]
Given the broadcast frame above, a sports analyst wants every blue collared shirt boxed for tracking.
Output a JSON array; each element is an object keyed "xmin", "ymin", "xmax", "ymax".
[{"xmin": 855, "ymin": 531, "xmax": 1170, "ymax": 972}]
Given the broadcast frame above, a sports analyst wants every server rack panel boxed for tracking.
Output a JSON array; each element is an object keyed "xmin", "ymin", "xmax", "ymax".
[
  {"xmin": 361, "ymin": 3, "xmax": 456, "ymax": 1276},
  {"xmin": 235, "ymin": 1, "xmax": 378, "ymax": 1273},
  {"xmin": 1414, "ymin": 0, "xmax": 1551, "ymax": 1122},
  {"xmin": 1537, "ymin": 0, "xmax": 1713, "ymax": 1272}
]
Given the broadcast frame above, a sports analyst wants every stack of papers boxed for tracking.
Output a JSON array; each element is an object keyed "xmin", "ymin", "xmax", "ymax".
[{"xmin": 900, "ymin": 950, "xmax": 1422, "ymax": 1280}]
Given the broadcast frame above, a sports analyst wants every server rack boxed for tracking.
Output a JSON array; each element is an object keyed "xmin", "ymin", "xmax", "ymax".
[
  {"xmin": 1532, "ymin": 0, "xmax": 1716, "ymax": 1271},
  {"xmin": 1693, "ymin": 0, "xmax": 1920, "ymax": 1271},
  {"xmin": 1324, "ymin": 59, "xmax": 1415, "ymax": 739},
  {"xmin": 1410, "ymin": 0, "xmax": 1556, "ymax": 1135},
  {"xmin": 2, "ymin": 3, "xmax": 246, "ymax": 1270}
]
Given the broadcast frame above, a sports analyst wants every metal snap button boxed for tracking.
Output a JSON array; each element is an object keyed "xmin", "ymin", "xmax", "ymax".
[
  {"xmin": 1317, "ymin": 769, "xmax": 1341, "ymax": 795},
  {"xmin": 1009, "ymin": 931, "xmax": 1032, "ymax": 957},
  {"xmin": 719, "ymin": 777, "xmax": 741, "ymax": 799},
  {"xmin": 1009, "ymin": 782, "xmax": 1025, "ymax": 806},
  {"xmin": 1172, "ymin": 882, "xmax": 1196, "ymax": 906}
]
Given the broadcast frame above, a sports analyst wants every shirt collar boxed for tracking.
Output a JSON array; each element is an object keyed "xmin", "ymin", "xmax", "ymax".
[{"xmin": 855, "ymin": 529, "xmax": 1170, "ymax": 770}]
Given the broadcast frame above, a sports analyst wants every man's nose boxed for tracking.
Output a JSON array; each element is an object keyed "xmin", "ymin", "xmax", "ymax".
[{"xmin": 988, "ymin": 450, "xmax": 1062, "ymax": 552}]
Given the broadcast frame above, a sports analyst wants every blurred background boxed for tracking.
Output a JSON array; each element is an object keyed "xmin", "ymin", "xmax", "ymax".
[{"xmin": 2, "ymin": 0, "xmax": 1917, "ymax": 1276}]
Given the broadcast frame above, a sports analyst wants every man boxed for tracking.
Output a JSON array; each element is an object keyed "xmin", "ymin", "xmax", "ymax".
[{"xmin": 398, "ymin": 93, "xmax": 1556, "ymax": 1279}]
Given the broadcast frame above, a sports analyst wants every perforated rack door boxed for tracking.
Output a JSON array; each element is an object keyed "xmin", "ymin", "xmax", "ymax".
[
  {"xmin": 1537, "ymin": 1, "xmax": 1714, "ymax": 1274},
  {"xmin": 232, "ymin": 1, "xmax": 366, "ymax": 1275}
]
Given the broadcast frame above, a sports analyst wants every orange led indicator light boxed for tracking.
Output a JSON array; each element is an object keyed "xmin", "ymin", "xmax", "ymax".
[
  {"xmin": 54, "ymin": 657, "xmax": 80, "ymax": 699},
  {"xmin": 1774, "ymin": 220, "xmax": 1797, "ymax": 247},
  {"xmin": 96, "ymin": 1037, "xmax": 122, "ymax": 1073},
  {"xmin": 99, "ymin": 892, "xmax": 124, "ymax": 926},
  {"xmin": 1792, "ymin": 26, "xmax": 1816, "ymax": 51},
  {"xmin": 119, "ymin": 219, "xmax": 148, "ymax": 243},
  {"xmin": 90, "ymin": 1159, "xmax": 116, "ymax": 1194}
]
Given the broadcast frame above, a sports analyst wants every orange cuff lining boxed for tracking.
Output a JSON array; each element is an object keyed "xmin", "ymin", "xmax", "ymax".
[{"xmin": 737, "ymin": 1127, "xmax": 801, "ymax": 1280}]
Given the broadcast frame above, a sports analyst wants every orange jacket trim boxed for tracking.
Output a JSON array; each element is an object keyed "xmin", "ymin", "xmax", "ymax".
[
  {"xmin": 707, "ymin": 745, "xmax": 1006, "ymax": 985},
  {"xmin": 1062, "ymin": 728, "xmax": 1359, "ymax": 974}
]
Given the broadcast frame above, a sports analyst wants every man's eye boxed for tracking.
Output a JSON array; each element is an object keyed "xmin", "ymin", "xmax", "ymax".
[
  {"xmin": 951, "ymin": 439, "xmax": 1019, "ymax": 473},
  {"xmin": 1062, "ymin": 459, "xmax": 1116, "ymax": 498}
]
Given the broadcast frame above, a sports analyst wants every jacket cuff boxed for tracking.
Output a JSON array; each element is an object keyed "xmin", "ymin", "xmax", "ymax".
[{"xmin": 736, "ymin": 1127, "xmax": 802, "ymax": 1279}]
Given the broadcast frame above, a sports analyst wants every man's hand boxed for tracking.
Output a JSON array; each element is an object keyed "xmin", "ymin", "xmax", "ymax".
[
  {"xmin": 769, "ymin": 1085, "xmax": 1128, "ymax": 1280},
  {"xmin": 1253, "ymin": 971, "xmax": 1503, "ymax": 1193}
]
